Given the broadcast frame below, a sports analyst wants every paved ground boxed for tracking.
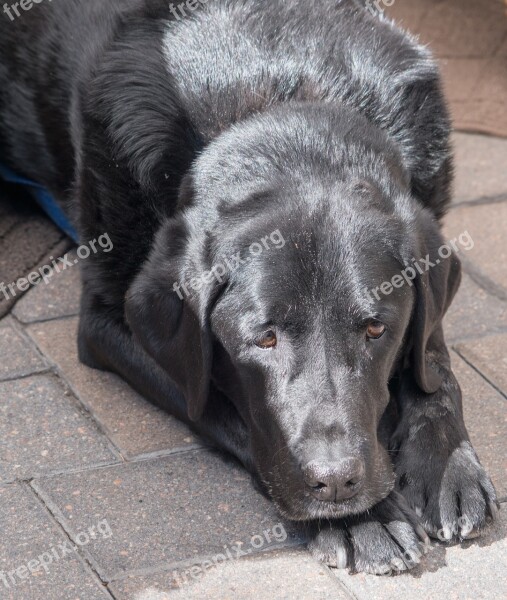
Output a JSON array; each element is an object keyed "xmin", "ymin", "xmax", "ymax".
[{"xmin": 0, "ymin": 132, "xmax": 506, "ymax": 599}]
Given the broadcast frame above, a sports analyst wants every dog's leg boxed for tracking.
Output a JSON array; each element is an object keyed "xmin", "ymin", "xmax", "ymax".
[
  {"xmin": 391, "ymin": 332, "xmax": 498, "ymax": 541},
  {"xmin": 77, "ymin": 291, "xmax": 253, "ymax": 470}
]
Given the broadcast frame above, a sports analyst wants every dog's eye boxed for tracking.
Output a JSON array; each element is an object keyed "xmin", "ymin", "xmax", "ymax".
[
  {"xmin": 256, "ymin": 330, "xmax": 277, "ymax": 349},
  {"xmin": 366, "ymin": 320, "xmax": 386, "ymax": 339}
]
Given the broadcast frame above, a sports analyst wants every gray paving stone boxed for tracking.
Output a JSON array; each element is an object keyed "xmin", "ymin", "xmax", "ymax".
[
  {"xmin": 13, "ymin": 250, "xmax": 81, "ymax": 323},
  {"xmin": 0, "ymin": 374, "xmax": 118, "ymax": 483},
  {"xmin": 0, "ymin": 483, "xmax": 111, "ymax": 600},
  {"xmin": 33, "ymin": 451, "xmax": 299, "ymax": 582},
  {"xmin": 0, "ymin": 317, "xmax": 47, "ymax": 381},
  {"xmin": 452, "ymin": 353, "xmax": 507, "ymax": 498},
  {"xmin": 444, "ymin": 201, "xmax": 507, "ymax": 293},
  {"xmin": 456, "ymin": 333, "xmax": 507, "ymax": 398},
  {"xmin": 443, "ymin": 273, "xmax": 507, "ymax": 343},
  {"xmin": 27, "ymin": 317, "xmax": 197, "ymax": 459},
  {"xmin": 109, "ymin": 549, "xmax": 349, "ymax": 600},
  {"xmin": 333, "ymin": 503, "xmax": 507, "ymax": 600},
  {"xmin": 452, "ymin": 132, "xmax": 507, "ymax": 203}
]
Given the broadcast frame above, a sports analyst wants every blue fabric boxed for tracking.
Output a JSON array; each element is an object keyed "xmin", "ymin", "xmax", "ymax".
[{"xmin": 0, "ymin": 163, "xmax": 78, "ymax": 241}]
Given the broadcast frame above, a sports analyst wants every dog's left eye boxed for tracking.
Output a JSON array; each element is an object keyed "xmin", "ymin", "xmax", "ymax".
[
  {"xmin": 256, "ymin": 330, "xmax": 277, "ymax": 349},
  {"xmin": 366, "ymin": 320, "xmax": 386, "ymax": 339}
]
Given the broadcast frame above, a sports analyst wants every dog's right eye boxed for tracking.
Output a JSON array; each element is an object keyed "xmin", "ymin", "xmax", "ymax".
[
  {"xmin": 256, "ymin": 330, "xmax": 277, "ymax": 349},
  {"xmin": 366, "ymin": 320, "xmax": 386, "ymax": 339}
]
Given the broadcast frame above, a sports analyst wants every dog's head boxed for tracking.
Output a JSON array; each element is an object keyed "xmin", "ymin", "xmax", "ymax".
[{"xmin": 125, "ymin": 106, "xmax": 460, "ymax": 520}]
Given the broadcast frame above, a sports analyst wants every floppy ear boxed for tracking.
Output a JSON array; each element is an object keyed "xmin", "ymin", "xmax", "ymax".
[
  {"xmin": 411, "ymin": 212, "xmax": 462, "ymax": 394},
  {"xmin": 125, "ymin": 217, "xmax": 217, "ymax": 422}
]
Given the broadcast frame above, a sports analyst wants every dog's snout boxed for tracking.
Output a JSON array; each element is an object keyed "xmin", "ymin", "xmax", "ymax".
[{"xmin": 303, "ymin": 457, "xmax": 365, "ymax": 502}]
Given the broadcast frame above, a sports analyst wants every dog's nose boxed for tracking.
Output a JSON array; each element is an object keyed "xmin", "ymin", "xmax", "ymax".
[{"xmin": 303, "ymin": 457, "xmax": 365, "ymax": 502}]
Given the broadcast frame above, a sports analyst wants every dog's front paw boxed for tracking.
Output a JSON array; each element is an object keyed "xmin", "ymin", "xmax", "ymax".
[
  {"xmin": 395, "ymin": 439, "xmax": 499, "ymax": 541},
  {"xmin": 308, "ymin": 491, "xmax": 429, "ymax": 574}
]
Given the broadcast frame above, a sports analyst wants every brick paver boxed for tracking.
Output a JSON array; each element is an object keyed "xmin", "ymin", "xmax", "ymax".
[
  {"xmin": 109, "ymin": 550, "xmax": 351, "ymax": 600},
  {"xmin": 0, "ymin": 483, "xmax": 111, "ymax": 600},
  {"xmin": 0, "ymin": 317, "xmax": 47, "ymax": 381},
  {"xmin": 0, "ymin": 374, "xmax": 119, "ymax": 484},
  {"xmin": 452, "ymin": 133, "xmax": 507, "ymax": 203},
  {"xmin": 27, "ymin": 318, "xmax": 198, "ymax": 459},
  {"xmin": 451, "ymin": 352, "xmax": 507, "ymax": 498},
  {"xmin": 443, "ymin": 273, "xmax": 507, "ymax": 343},
  {"xmin": 456, "ymin": 332, "xmax": 507, "ymax": 398},
  {"xmin": 12, "ymin": 250, "xmax": 81, "ymax": 323},
  {"xmin": 444, "ymin": 201, "xmax": 507, "ymax": 294},
  {"xmin": 32, "ymin": 452, "xmax": 300, "ymax": 583}
]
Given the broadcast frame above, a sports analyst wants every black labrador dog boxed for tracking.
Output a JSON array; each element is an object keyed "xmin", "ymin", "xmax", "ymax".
[{"xmin": 0, "ymin": 0, "xmax": 498, "ymax": 574}]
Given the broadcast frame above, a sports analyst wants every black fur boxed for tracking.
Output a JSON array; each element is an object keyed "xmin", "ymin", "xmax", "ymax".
[{"xmin": 0, "ymin": 0, "xmax": 497, "ymax": 575}]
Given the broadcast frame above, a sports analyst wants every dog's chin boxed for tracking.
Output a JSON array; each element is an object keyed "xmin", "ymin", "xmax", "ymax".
[
  {"xmin": 271, "ymin": 485, "xmax": 395, "ymax": 522},
  {"xmin": 257, "ymin": 451, "xmax": 395, "ymax": 522}
]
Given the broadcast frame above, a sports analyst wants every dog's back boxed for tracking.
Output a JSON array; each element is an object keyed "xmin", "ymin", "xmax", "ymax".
[
  {"xmin": 0, "ymin": 0, "xmax": 147, "ymax": 195},
  {"xmin": 0, "ymin": 0, "xmax": 451, "ymax": 215}
]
